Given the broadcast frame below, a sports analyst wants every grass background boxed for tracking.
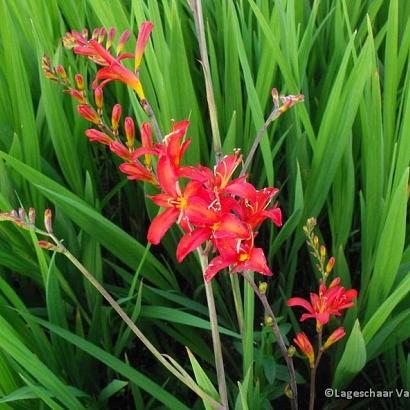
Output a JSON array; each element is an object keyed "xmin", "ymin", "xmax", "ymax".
[{"xmin": 0, "ymin": 0, "xmax": 410, "ymax": 408}]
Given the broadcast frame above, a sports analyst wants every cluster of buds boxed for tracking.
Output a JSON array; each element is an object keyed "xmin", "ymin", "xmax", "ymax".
[
  {"xmin": 288, "ymin": 220, "xmax": 357, "ymax": 367},
  {"xmin": 0, "ymin": 208, "xmax": 60, "ymax": 252},
  {"xmin": 303, "ymin": 217, "xmax": 335, "ymax": 278},
  {"xmin": 42, "ymin": 21, "xmax": 295, "ymax": 282},
  {"xmin": 271, "ymin": 88, "xmax": 305, "ymax": 113}
]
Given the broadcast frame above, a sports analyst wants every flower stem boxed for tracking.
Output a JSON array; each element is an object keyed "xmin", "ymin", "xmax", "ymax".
[
  {"xmin": 240, "ymin": 107, "xmax": 285, "ymax": 177},
  {"xmin": 241, "ymin": 271, "xmax": 298, "ymax": 410},
  {"xmin": 189, "ymin": 0, "xmax": 223, "ymax": 163},
  {"xmin": 199, "ymin": 253, "xmax": 229, "ymax": 410},
  {"xmin": 47, "ymin": 234, "xmax": 223, "ymax": 410},
  {"xmin": 141, "ymin": 99, "xmax": 163, "ymax": 143},
  {"xmin": 309, "ymin": 331, "xmax": 323, "ymax": 410}
]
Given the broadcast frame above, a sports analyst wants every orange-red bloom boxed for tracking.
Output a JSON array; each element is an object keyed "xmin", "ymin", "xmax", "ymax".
[{"xmin": 288, "ymin": 278, "xmax": 357, "ymax": 329}]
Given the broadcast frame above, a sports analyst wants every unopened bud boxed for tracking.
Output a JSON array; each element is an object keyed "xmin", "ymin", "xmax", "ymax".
[
  {"xmin": 116, "ymin": 30, "xmax": 130, "ymax": 55},
  {"xmin": 320, "ymin": 245, "xmax": 326, "ymax": 258},
  {"xmin": 307, "ymin": 217, "xmax": 317, "ymax": 229},
  {"xmin": 29, "ymin": 208, "xmax": 36, "ymax": 224},
  {"xmin": 38, "ymin": 240, "xmax": 60, "ymax": 252},
  {"xmin": 85, "ymin": 129, "xmax": 112, "ymax": 145},
  {"xmin": 323, "ymin": 327, "xmax": 345, "ymax": 350},
  {"xmin": 313, "ymin": 235, "xmax": 319, "ymax": 249},
  {"xmin": 259, "ymin": 282, "xmax": 268, "ymax": 295},
  {"xmin": 264, "ymin": 315, "xmax": 273, "ymax": 327},
  {"xmin": 106, "ymin": 27, "xmax": 116, "ymax": 49},
  {"xmin": 325, "ymin": 256, "xmax": 335, "ymax": 275},
  {"xmin": 94, "ymin": 87, "xmax": 103, "ymax": 109},
  {"xmin": 56, "ymin": 64, "xmax": 67, "ymax": 80},
  {"xmin": 124, "ymin": 117, "xmax": 135, "ymax": 148},
  {"xmin": 81, "ymin": 28, "xmax": 88, "ymax": 39},
  {"xmin": 77, "ymin": 104, "xmax": 100, "ymax": 124},
  {"xmin": 111, "ymin": 104, "xmax": 122, "ymax": 131},
  {"xmin": 287, "ymin": 345, "xmax": 296, "ymax": 357},
  {"xmin": 272, "ymin": 88, "xmax": 279, "ymax": 109},
  {"xmin": 284, "ymin": 384, "xmax": 294, "ymax": 399},
  {"xmin": 18, "ymin": 208, "xmax": 26, "ymax": 221},
  {"xmin": 75, "ymin": 74, "xmax": 84, "ymax": 90},
  {"xmin": 92, "ymin": 28, "xmax": 99, "ymax": 40},
  {"xmin": 98, "ymin": 27, "xmax": 106, "ymax": 43},
  {"xmin": 44, "ymin": 209, "xmax": 53, "ymax": 233}
]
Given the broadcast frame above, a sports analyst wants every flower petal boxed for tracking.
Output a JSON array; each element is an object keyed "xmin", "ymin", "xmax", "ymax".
[
  {"xmin": 157, "ymin": 156, "xmax": 177, "ymax": 195},
  {"xmin": 287, "ymin": 297, "xmax": 314, "ymax": 314},
  {"xmin": 205, "ymin": 255, "xmax": 232, "ymax": 282},
  {"xmin": 176, "ymin": 228, "xmax": 211, "ymax": 262},
  {"xmin": 147, "ymin": 207, "xmax": 179, "ymax": 244}
]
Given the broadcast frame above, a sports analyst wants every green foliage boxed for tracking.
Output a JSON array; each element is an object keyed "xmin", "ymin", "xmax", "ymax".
[{"xmin": 0, "ymin": 0, "xmax": 409, "ymax": 408}]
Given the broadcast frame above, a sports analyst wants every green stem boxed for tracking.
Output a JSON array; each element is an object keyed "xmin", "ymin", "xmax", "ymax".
[
  {"xmin": 240, "ymin": 107, "xmax": 285, "ymax": 177},
  {"xmin": 199, "ymin": 253, "xmax": 229, "ymax": 410},
  {"xmin": 189, "ymin": 0, "xmax": 223, "ymax": 163},
  {"xmin": 230, "ymin": 274, "xmax": 244, "ymax": 336},
  {"xmin": 309, "ymin": 331, "xmax": 323, "ymax": 410},
  {"xmin": 241, "ymin": 271, "xmax": 298, "ymax": 410},
  {"xmin": 243, "ymin": 273, "xmax": 254, "ymax": 376},
  {"xmin": 48, "ymin": 234, "xmax": 223, "ymax": 410}
]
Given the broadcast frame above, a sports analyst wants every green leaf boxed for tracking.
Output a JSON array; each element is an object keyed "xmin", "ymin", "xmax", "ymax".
[
  {"xmin": 333, "ymin": 320, "xmax": 367, "ymax": 389},
  {"xmin": 187, "ymin": 348, "xmax": 220, "ymax": 410}
]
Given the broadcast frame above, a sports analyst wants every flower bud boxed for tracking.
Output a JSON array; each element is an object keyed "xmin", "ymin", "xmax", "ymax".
[
  {"xmin": 284, "ymin": 384, "xmax": 294, "ymax": 399},
  {"xmin": 259, "ymin": 282, "xmax": 268, "ymax": 295},
  {"xmin": 323, "ymin": 327, "xmax": 346, "ymax": 350},
  {"xmin": 111, "ymin": 104, "xmax": 122, "ymax": 132},
  {"xmin": 29, "ymin": 208, "xmax": 36, "ymax": 224},
  {"xmin": 18, "ymin": 208, "xmax": 26, "ymax": 221},
  {"xmin": 38, "ymin": 240, "xmax": 58, "ymax": 251},
  {"xmin": 293, "ymin": 333, "xmax": 315, "ymax": 368},
  {"xmin": 92, "ymin": 28, "xmax": 99, "ymax": 39},
  {"xmin": 75, "ymin": 74, "xmax": 84, "ymax": 90},
  {"xmin": 320, "ymin": 245, "xmax": 327, "ymax": 258},
  {"xmin": 124, "ymin": 117, "xmax": 135, "ymax": 148},
  {"xmin": 94, "ymin": 87, "xmax": 104, "ymax": 110},
  {"xmin": 264, "ymin": 315, "xmax": 273, "ymax": 327},
  {"xmin": 325, "ymin": 256, "xmax": 335, "ymax": 275},
  {"xmin": 287, "ymin": 345, "xmax": 296, "ymax": 357},
  {"xmin": 135, "ymin": 22, "xmax": 154, "ymax": 70},
  {"xmin": 77, "ymin": 104, "xmax": 100, "ymax": 124},
  {"xmin": 85, "ymin": 129, "xmax": 112, "ymax": 145},
  {"xmin": 110, "ymin": 141, "xmax": 133, "ymax": 160},
  {"xmin": 116, "ymin": 30, "xmax": 130, "ymax": 55},
  {"xmin": 313, "ymin": 235, "xmax": 319, "ymax": 249},
  {"xmin": 271, "ymin": 88, "xmax": 279, "ymax": 109},
  {"xmin": 106, "ymin": 27, "xmax": 116, "ymax": 49},
  {"xmin": 56, "ymin": 64, "xmax": 67, "ymax": 80},
  {"xmin": 98, "ymin": 27, "xmax": 106, "ymax": 43},
  {"xmin": 44, "ymin": 209, "xmax": 53, "ymax": 233}
]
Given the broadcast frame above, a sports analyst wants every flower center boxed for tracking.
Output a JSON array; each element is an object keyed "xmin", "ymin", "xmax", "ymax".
[
  {"xmin": 238, "ymin": 252, "xmax": 249, "ymax": 262},
  {"xmin": 176, "ymin": 196, "xmax": 187, "ymax": 209}
]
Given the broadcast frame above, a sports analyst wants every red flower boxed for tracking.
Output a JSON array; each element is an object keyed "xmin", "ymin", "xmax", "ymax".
[
  {"xmin": 235, "ymin": 187, "xmax": 282, "ymax": 229},
  {"xmin": 147, "ymin": 156, "xmax": 202, "ymax": 244},
  {"xmin": 64, "ymin": 22, "xmax": 153, "ymax": 101},
  {"xmin": 288, "ymin": 278, "xmax": 357, "ymax": 329},
  {"xmin": 293, "ymin": 333, "xmax": 315, "ymax": 367},
  {"xmin": 205, "ymin": 239, "xmax": 272, "ymax": 281}
]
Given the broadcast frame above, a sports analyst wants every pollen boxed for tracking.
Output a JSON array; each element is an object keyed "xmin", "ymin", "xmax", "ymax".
[{"xmin": 238, "ymin": 253, "xmax": 249, "ymax": 262}]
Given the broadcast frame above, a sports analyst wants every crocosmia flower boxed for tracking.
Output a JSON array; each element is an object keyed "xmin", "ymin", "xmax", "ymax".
[{"xmin": 288, "ymin": 278, "xmax": 357, "ymax": 330}]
